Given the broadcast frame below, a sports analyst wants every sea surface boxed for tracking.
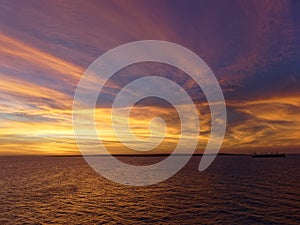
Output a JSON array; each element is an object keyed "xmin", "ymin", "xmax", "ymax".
[{"xmin": 0, "ymin": 155, "xmax": 299, "ymax": 224}]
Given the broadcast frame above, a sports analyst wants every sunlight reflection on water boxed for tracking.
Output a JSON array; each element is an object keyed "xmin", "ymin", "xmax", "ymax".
[{"xmin": 0, "ymin": 155, "xmax": 299, "ymax": 224}]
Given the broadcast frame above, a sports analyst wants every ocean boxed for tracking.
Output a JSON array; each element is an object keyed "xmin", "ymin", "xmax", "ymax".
[{"xmin": 0, "ymin": 155, "xmax": 299, "ymax": 224}]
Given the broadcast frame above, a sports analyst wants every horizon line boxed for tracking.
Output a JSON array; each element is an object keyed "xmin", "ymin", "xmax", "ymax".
[{"xmin": 1, "ymin": 152, "xmax": 298, "ymax": 157}]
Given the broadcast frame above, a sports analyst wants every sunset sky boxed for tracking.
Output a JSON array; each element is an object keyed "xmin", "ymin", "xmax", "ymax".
[{"xmin": 0, "ymin": 0, "xmax": 300, "ymax": 155}]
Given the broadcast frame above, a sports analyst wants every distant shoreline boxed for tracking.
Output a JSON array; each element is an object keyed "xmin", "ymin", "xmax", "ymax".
[
  {"xmin": 46, "ymin": 153, "xmax": 249, "ymax": 157},
  {"xmin": 1, "ymin": 153, "xmax": 298, "ymax": 157}
]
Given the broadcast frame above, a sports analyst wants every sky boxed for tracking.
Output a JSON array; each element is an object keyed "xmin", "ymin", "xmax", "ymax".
[{"xmin": 0, "ymin": 0, "xmax": 300, "ymax": 155}]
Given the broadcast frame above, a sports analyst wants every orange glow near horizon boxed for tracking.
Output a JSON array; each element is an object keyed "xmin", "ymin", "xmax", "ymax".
[{"xmin": 1, "ymin": 85, "xmax": 300, "ymax": 155}]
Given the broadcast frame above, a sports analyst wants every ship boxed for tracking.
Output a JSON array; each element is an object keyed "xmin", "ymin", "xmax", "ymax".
[{"xmin": 251, "ymin": 152, "xmax": 286, "ymax": 158}]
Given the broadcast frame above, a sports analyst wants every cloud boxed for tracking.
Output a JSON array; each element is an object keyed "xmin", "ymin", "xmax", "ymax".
[
  {"xmin": 224, "ymin": 96, "xmax": 300, "ymax": 151},
  {"xmin": 0, "ymin": 0, "xmax": 300, "ymax": 154}
]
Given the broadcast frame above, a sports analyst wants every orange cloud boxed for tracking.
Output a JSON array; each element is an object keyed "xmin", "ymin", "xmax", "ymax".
[
  {"xmin": 0, "ymin": 33, "xmax": 83, "ymax": 80},
  {"xmin": 224, "ymin": 96, "xmax": 300, "ymax": 151}
]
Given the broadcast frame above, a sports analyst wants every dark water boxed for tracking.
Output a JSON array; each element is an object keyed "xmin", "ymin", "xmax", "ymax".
[{"xmin": 0, "ymin": 155, "xmax": 299, "ymax": 224}]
